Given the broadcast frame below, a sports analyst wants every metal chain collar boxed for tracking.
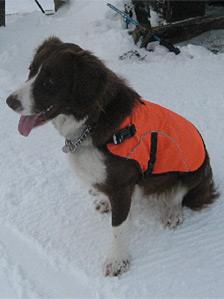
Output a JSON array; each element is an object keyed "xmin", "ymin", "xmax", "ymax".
[{"xmin": 62, "ymin": 125, "xmax": 92, "ymax": 153}]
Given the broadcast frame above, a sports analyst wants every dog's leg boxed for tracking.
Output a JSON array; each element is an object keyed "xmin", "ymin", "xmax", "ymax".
[
  {"xmin": 89, "ymin": 188, "xmax": 111, "ymax": 213},
  {"xmin": 159, "ymin": 187, "xmax": 187, "ymax": 229},
  {"xmin": 104, "ymin": 187, "xmax": 133, "ymax": 276}
]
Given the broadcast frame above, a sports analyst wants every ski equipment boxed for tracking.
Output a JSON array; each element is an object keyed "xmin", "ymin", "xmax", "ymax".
[{"xmin": 107, "ymin": 3, "xmax": 180, "ymax": 55}]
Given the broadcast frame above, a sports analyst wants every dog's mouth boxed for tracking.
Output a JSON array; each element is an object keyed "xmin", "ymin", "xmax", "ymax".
[{"xmin": 18, "ymin": 105, "xmax": 55, "ymax": 136}]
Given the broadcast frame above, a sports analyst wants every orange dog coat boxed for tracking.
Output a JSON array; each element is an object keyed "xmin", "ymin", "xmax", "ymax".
[{"xmin": 107, "ymin": 100, "xmax": 206, "ymax": 175}]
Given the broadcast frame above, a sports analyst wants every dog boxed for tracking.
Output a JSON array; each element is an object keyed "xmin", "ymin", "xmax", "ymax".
[{"xmin": 6, "ymin": 37, "xmax": 218, "ymax": 277}]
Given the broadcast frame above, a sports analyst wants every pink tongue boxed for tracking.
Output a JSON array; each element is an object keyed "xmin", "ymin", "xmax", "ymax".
[{"xmin": 18, "ymin": 114, "xmax": 43, "ymax": 137}]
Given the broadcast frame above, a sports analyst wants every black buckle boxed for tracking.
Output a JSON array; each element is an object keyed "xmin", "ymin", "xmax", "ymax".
[{"xmin": 113, "ymin": 124, "xmax": 136, "ymax": 145}]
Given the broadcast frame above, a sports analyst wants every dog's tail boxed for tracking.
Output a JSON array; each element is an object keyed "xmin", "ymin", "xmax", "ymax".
[{"xmin": 182, "ymin": 158, "xmax": 219, "ymax": 210}]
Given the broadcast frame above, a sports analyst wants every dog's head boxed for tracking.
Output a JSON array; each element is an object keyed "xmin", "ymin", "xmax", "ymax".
[{"xmin": 6, "ymin": 37, "xmax": 108, "ymax": 136}]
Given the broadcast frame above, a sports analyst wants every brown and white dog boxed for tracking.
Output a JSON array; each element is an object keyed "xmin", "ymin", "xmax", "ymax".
[{"xmin": 6, "ymin": 37, "xmax": 218, "ymax": 276}]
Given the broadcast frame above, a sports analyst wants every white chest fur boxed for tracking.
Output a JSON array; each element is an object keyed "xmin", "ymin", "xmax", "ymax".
[
  {"xmin": 52, "ymin": 114, "xmax": 107, "ymax": 186},
  {"xmin": 68, "ymin": 145, "xmax": 106, "ymax": 186}
]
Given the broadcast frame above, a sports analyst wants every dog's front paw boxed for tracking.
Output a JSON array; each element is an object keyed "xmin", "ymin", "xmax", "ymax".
[
  {"xmin": 89, "ymin": 188, "xmax": 111, "ymax": 213},
  {"xmin": 93, "ymin": 198, "xmax": 111, "ymax": 213},
  {"xmin": 104, "ymin": 258, "xmax": 129, "ymax": 277},
  {"xmin": 161, "ymin": 207, "xmax": 184, "ymax": 229}
]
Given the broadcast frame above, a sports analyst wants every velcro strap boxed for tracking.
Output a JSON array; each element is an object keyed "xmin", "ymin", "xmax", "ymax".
[{"xmin": 112, "ymin": 124, "xmax": 136, "ymax": 145}]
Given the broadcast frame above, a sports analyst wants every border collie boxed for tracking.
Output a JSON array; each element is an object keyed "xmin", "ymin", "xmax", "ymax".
[{"xmin": 6, "ymin": 37, "xmax": 218, "ymax": 276}]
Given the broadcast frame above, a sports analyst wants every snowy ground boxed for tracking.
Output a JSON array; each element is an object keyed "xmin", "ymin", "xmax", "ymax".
[{"xmin": 1, "ymin": 1, "xmax": 224, "ymax": 298}]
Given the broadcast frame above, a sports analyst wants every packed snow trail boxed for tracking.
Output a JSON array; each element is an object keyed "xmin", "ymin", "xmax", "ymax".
[
  {"xmin": 0, "ymin": 1, "xmax": 224, "ymax": 298},
  {"xmin": 0, "ymin": 225, "xmax": 95, "ymax": 298}
]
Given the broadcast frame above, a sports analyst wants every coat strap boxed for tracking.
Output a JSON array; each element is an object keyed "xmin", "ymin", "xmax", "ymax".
[{"xmin": 144, "ymin": 132, "xmax": 158, "ymax": 176}]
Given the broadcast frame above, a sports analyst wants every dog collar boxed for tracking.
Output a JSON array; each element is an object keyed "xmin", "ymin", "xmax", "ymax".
[{"xmin": 62, "ymin": 125, "xmax": 92, "ymax": 153}]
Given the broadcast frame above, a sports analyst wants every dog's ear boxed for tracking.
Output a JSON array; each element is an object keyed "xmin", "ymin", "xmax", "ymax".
[
  {"xmin": 28, "ymin": 37, "xmax": 63, "ymax": 79},
  {"xmin": 65, "ymin": 49, "xmax": 108, "ymax": 109},
  {"xmin": 35, "ymin": 36, "xmax": 63, "ymax": 56}
]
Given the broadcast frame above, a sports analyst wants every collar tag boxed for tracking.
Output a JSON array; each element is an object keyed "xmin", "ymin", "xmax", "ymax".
[{"xmin": 62, "ymin": 125, "xmax": 91, "ymax": 154}]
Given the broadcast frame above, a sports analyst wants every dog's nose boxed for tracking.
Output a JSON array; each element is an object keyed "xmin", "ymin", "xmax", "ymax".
[{"xmin": 6, "ymin": 94, "xmax": 22, "ymax": 112}]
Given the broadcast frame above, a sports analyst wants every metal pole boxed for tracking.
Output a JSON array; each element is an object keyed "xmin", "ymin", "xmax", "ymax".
[
  {"xmin": 0, "ymin": 0, "xmax": 5, "ymax": 27},
  {"xmin": 34, "ymin": 0, "xmax": 46, "ymax": 14}
]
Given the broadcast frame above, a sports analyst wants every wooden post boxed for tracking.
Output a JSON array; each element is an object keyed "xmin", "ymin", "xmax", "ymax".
[
  {"xmin": 0, "ymin": 0, "xmax": 5, "ymax": 27},
  {"xmin": 164, "ymin": 1, "xmax": 205, "ymax": 23},
  {"xmin": 132, "ymin": 0, "xmax": 151, "ymax": 28},
  {"xmin": 132, "ymin": 15, "xmax": 224, "ymax": 48}
]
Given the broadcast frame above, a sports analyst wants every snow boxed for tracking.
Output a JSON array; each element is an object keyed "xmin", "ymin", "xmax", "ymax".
[
  {"xmin": 6, "ymin": 0, "xmax": 54, "ymax": 15},
  {"xmin": 1, "ymin": 0, "xmax": 224, "ymax": 298}
]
